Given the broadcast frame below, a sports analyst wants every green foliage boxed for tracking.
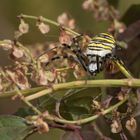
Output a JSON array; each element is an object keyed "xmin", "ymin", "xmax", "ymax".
[{"xmin": 0, "ymin": 115, "xmax": 34, "ymax": 140}]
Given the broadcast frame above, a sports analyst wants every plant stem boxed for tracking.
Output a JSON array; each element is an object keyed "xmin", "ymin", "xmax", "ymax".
[
  {"xmin": 33, "ymin": 96, "xmax": 128, "ymax": 125},
  {"xmin": 15, "ymin": 85, "xmax": 128, "ymax": 125},
  {"xmin": 20, "ymin": 14, "xmax": 80, "ymax": 36},
  {"xmin": 24, "ymin": 79, "xmax": 140, "ymax": 101},
  {"xmin": 0, "ymin": 86, "xmax": 45, "ymax": 98},
  {"xmin": 0, "ymin": 79, "xmax": 139, "ymax": 99}
]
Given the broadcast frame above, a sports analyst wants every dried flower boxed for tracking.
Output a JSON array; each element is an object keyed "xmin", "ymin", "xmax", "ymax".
[
  {"xmin": 31, "ymin": 68, "xmax": 56, "ymax": 86},
  {"xmin": 34, "ymin": 118, "xmax": 49, "ymax": 133},
  {"xmin": 0, "ymin": 40, "xmax": 13, "ymax": 50},
  {"xmin": 111, "ymin": 120, "xmax": 122, "ymax": 133},
  {"xmin": 12, "ymin": 47, "xmax": 24, "ymax": 59},
  {"xmin": 32, "ymin": 69, "xmax": 48, "ymax": 85},
  {"xmin": 6, "ymin": 68, "xmax": 30, "ymax": 90},
  {"xmin": 57, "ymin": 12, "xmax": 75, "ymax": 29},
  {"xmin": 37, "ymin": 22, "xmax": 50, "ymax": 34},
  {"xmin": 57, "ymin": 13, "xmax": 68, "ymax": 25},
  {"xmin": 68, "ymin": 19, "xmax": 75, "ymax": 30},
  {"xmin": 125, "ymin": 117, "xmax": 137, "ymax": 132},
  {"xmin": 19, "ymin": 19, "xmax": 29, "ymax": 34},
  {"xmin": 59, "ymin": 30, "xmax": 72, "ymax": 46},
  {"xmin": 82, "ymin": 0, "xmax": 120, "ymax": 21},
  {"xmin": 82, "ymin": 0, "xmax": 93, "ymax": 10}
]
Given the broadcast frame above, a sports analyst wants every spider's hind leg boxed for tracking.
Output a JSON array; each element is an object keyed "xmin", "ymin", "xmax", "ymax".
[{"xmin": 105, "ymin": 53, "xmax": 133, "ymax": 78}]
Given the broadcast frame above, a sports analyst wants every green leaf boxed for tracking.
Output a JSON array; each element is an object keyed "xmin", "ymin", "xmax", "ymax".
[
  {"xmin": 58, "ymin": 88, "xmax": 101, "ymax": 120},
  {"xmin": 60, "ymin": 96, "xmax": 93, "ymax": 120},
  {"xmin": 0, "ymin": 115, "xmax": 34, "ymax": 140},
  {"xmin": 65, "ymin": 96, "xmax": 92, "ymax": 111},
  {"xmin": 15, "ymin": 108, "xmax": 35, "ymax": 118},
  {"xmin": 67, "ymin": 106, "xmax": 90, "ymax": 120}
]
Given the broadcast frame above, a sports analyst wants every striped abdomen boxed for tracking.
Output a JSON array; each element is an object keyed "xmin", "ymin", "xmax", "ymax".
[{"xmin": 86, "ymin": 33, "xmax": 116, "ymax": 58}]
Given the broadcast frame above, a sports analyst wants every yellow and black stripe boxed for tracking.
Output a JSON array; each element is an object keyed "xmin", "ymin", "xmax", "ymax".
[{"xmin": 87, "ymin": 33, "xmax": 116, "ymax": 52}]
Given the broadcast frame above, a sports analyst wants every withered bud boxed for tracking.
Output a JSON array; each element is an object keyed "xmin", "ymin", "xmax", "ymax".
[
  {"xmin": 111, "ymin": 119, "xmax": 122, "ymax": 133},
  {"xmin": 59, "ymin": 30, "xmax": 72, "ymax": 46},
  {"xmin": 0, "ymin": 40, "xmax": 13, "ymax": 50},
  {"xmin": 6, "ymin": 69, "xmax": 30, "ymax": 90},
  {"xmin": 19, "ymin": 19, "xmax": 29, "ymax": 34},
  {"xmin": 125, "ymin": 117, "xmax": 137, "ymax": 132},
  {"xmin": 37, "ymin": 22, "xmax": 50, "ymax": 34},
  {"xmin": 57, "ymin": 12, "xmax": 75, "ymax": 29},
  {"xmin": 57, "ymin": 12, "xmax": 69, "ymax": 25},
  {"xmin": 34, "ymin": 118, "xmax": 49, "ymax": 133},
  {"xmin": 82, "ymin": 0, "xmax": 93, "ymax": 10},
  {"xmin": 12, "ymin": 47, "xmax": 24, "ymax": 59}
]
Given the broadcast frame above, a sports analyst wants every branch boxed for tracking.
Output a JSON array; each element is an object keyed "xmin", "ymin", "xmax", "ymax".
[
  {"xmin": 0, "ymin": 86, "xmax": 45, "ymax": 98},
  {"xmin": 33, "ymin": 96, "xmax": 128, "ymax": 125},
  {"xmin": 0, "ymin": 79, "xmax": 139, "ymax": 100},
  {"xmin": 12, "ymin": 82, "xmax": 129, "ymax": 125},
  {"xmin": 19, "ymin": 14, "xmax": 80, "ymax": 36}
]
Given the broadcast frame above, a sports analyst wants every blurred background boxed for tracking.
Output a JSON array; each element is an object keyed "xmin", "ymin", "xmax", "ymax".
[{"xmin": 0, "ymin": 0, "xmax": 140, "ymax": 139}]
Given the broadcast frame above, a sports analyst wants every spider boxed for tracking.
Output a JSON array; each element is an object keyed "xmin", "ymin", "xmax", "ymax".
[{"xmin": 39, "ymin": 32, "xmax": 124, "ymax": 76}]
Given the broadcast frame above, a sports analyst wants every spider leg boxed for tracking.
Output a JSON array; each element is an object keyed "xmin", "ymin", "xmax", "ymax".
[
  {"xmin": 105, "ymin": 54, "xmax": 133, "ymax": 77},
  {"xmin": 45, "ymin": 54, "xmax": 68, "ymax": 66},
  {"xmin": 44, "ymin": 50, "xmax": 88, "ymax": 74},
  {"xmin": 62, "ymin": 43, "xmax": 89, "ymax": 74},
  {"xmin": 96, "ymin": 55, "xmax": 100, "ymax": 73},
  {"xmin": 36, "ymin": 46, "xmax": 58, "ymax": 61}
]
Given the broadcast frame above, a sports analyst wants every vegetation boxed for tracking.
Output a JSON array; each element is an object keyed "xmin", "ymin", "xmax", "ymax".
[{"xmin": 0, "ymin": 0, "xmax": 140, "ymax": 139}]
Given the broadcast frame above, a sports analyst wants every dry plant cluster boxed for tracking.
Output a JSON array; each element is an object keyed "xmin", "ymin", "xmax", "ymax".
[{"xmin": 0, "ymin": 0, "xmax": 140, "ymax": 140}]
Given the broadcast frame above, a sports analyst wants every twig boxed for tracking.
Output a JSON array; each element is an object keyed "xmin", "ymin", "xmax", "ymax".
[
  {"xmin": 32, "ymin": 96, "xmax": 128, "ymax": 125},
  {"xmin": 19, "ymin": 14, "xmax": 80, "ymax": 36},
  {"xmin": 24, "ymin": 79, "xmax": 140, "ymax": 101},
  {"xmin": 0, "ymin": 86, "xmax": 45, "ymax": 98},
  {"xmin": 0, "ymin": 79, "xmax": 139, "ymax": 99}
]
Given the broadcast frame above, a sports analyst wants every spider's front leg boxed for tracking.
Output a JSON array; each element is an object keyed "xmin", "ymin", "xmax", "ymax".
[{"xmin": 62, "ymin": 34, "xmax": 91, "ymax": 75}]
